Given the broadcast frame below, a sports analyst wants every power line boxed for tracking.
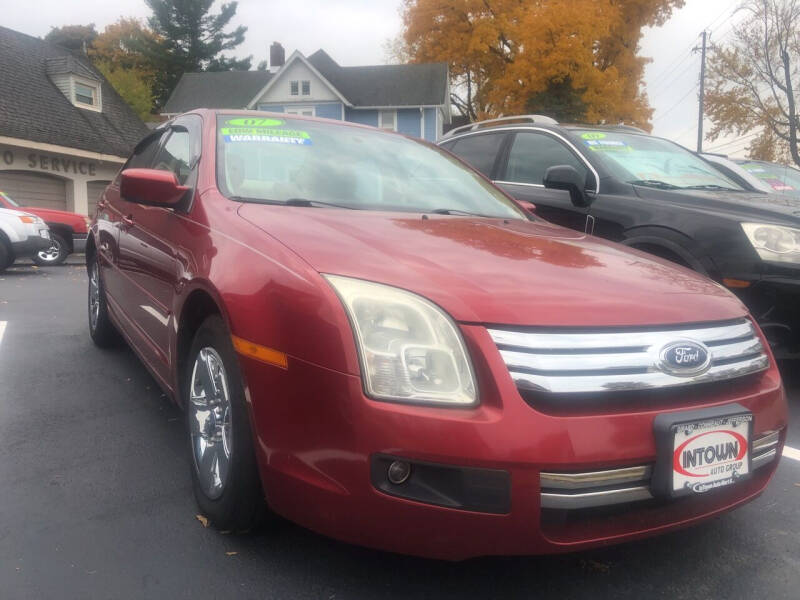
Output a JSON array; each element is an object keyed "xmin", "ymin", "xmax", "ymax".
[
  {"xmin": 705, "ymin": 131, "xmax": 760, "ymax": 153},
  {"xmin": 649, "ymin": 51, "xmax": 697, "ymax": 96},
  {"xmin": 654, "ymin": 83, "xmax": 699, "ymax": 122}
]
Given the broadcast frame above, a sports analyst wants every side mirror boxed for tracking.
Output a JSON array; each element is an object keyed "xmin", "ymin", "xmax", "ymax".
[
  {"xmin": 544, "ymin": 165, "xmax": 593, "ymax": 208},
  {"xmin": 120, "ymin": 168, "xmax": 189, "ymax": 207},
  {"xmin": 515, "ymin": 200, "xmax": 537, "ymax": 215}
]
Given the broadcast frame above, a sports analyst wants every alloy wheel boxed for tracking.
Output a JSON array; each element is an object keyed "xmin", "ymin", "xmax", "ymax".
[
  {"xmin": 37, "ymin": 239, "xmax": 61, "ymax": 263},
  {"xmin": 89, "ymin": 262, "xmax": 100, "ymax": 330},
  {"xmin": 189, "ymin": 347, "xmax": 233, "ymax": 500}
]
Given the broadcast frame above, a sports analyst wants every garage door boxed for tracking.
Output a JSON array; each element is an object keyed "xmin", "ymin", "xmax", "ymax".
[
  {"xmin": 0, "ymin": 170, "xmax": 67, "ymax": 211},
  {"xmin": 87, "ymin": 180, "xmax": 111, "ymax": 217}
]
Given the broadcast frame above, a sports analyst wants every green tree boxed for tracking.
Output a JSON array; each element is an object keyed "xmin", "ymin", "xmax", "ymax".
[
  {"xmin": 96, "ymin": 60, "xmax": 154, "ymax": 121},
  {"xmin": 44, "ymin": 24, "xmax": 98, "ymax": 52},
  {"xmin": 139, "ymin": 0, "xmax": 252, "ymax": 108}
]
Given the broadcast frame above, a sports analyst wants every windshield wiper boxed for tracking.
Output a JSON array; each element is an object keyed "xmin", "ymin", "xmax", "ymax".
[
  {"xmin": 681, "ymin": 184, "xmax": 745, "ymax": 192},
  {"xmin": 284, "ymin": 198, "xmax": 360, "ymax": 210},
  {"xmin": 428, "ymin": 208, "xmax": 496, "ymax": 218},
  {"xmin": 628, "ymin": 179, "xmax": 680, "ymax": 190}
]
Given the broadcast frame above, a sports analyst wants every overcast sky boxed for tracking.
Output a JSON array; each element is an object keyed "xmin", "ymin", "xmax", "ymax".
[{"xmin": 4, "ymin": 0, "xmax": 747, "ymax": 155}]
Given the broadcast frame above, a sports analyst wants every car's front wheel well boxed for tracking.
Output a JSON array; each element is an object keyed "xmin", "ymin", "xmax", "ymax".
[
  {"xmin": 630, "ymin": 243, "xmax": 692, "ymax": 269},
  {"xmin": 176, "ymin": 290, "xmax": 223, "ymax": 406},
  {"xmin": 45, "ymin": 223, "xmax": 74, "ymax": 253}
]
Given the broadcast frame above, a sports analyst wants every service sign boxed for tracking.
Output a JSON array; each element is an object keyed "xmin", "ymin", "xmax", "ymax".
[{"xmin": 671, "ymin": 415, "xmax": 751, "ymax": 494}]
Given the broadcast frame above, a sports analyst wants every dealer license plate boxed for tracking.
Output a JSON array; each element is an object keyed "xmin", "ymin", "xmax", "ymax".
[{"xmin": 671, "ymin": 414, "xmax": 752, "ymax": 495}]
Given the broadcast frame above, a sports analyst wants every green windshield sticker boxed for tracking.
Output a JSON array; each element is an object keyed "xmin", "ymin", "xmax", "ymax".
[
  {"xmin": 226, "ymin": 118, "xmax": 284, "ymax": 127},
  {"xmin": 583, "ymin": 138, "xmax": 631, "ymax": 152},
  {"xmin": 580, "ymin": 132, "xmax": 606, "ymax": 140},
  {"xmin": 221, "ymin": 127, "xmax": 312, "ymax": 144}
]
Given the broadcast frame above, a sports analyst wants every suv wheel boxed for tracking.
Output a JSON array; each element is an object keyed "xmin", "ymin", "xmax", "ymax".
[
  {"xmin": 186, "ymin": 316, "xmax": 265, "ymax": 530},
  {"xmin": 33, "ymin": 233, "xmax": 68, "ymax": 266},
  {"xmin": 88, "ymin": 256, "xmax": 120, "ymax": 347}
]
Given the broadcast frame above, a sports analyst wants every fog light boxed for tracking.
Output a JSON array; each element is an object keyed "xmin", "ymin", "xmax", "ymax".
[{"xmin": 387, "ymin": 460, "xmax": 411, "ymax": 484}]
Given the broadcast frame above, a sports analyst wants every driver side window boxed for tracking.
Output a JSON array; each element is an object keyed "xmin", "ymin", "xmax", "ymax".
[
  {"xmin": 152, "ymin": 117, "xmax": 202, "ymax": 185},
  {"xmin": 504, "ymin": 132, "xmax": 588, "ymax": 185}
]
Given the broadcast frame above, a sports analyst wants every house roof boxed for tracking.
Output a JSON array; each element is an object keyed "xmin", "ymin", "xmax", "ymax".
[
  {"xmin": 307, "ymin": 50, "xmax": 448, "ymax": 107},
  {"xmin": 0, "ymin": 26, "xmax": 149, "ymax": 158},
  {"xmin": 164, "ymin": 49, "xmax": 449, "ymax": 114},
  {"xmin": 162, "ymin": 70, "xmax": 273, "ymax": 114}
]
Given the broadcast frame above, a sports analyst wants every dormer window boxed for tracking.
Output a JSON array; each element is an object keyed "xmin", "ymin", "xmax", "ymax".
[
  {"xmin": 75, "ymin": 82, "xmax": 96, "ymax": 106},
  {"xmin": 72, "ymin": 77, "xmax": 101, "ymax": 111}
]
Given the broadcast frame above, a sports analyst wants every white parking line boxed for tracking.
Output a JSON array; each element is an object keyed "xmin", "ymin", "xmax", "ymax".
[
  {"xmin": 0, "ymin": 321, "xmax": 5, "ymax": 347},
  {"xmin": 784, "ymin": 446, "xmax": 800, "ymax": 462}
]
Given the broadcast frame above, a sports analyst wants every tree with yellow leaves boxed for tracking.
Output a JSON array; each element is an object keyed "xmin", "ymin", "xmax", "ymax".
[
  {"xmin": 705, "ymin": 0, "xmax": 800, "ymax": 165},
  {"xmin": 398, "ymin": 0, "xmax": 683, "ymax": 128}
]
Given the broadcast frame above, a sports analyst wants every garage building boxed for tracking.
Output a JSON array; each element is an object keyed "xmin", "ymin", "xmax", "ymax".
[{"xmin": 0, "ymin": 26, "xmax": 148, "ymax": 215}]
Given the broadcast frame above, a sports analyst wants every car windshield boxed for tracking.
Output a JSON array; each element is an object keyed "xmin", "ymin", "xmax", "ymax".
[
  {"xmin": 215, "ymin": 115, "xmax": 525, "ymax": 218},
  {"xmin": 736, "ymin": 161, "xmax": 800, "ymax": 194},
  {"xmin": 0, "ymin": 191, "xmax": 20, "ymax": 206},
  {"xmin": 572, "ymin": 130, "xmax": 744, "ymax": 191}
]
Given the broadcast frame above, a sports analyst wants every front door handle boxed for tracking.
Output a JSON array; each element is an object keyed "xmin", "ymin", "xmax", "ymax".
[{"xmin": 122, "ymin": 215, "xmax": 134, "ymax": 227}]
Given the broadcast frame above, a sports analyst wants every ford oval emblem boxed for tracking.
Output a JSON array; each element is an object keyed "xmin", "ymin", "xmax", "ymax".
[{"xmin": 658, "ymin": 340, "xmax": 711, "ymax": 376}]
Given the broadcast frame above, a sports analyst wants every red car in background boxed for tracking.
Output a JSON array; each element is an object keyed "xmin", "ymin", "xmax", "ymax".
[
  {"xmin": 86, "ymin": 110, "xmax": 788, "ymax": 560},
  {"xmin": 0, "ymin": 190, "xmax": 89, "ymax": 265}
]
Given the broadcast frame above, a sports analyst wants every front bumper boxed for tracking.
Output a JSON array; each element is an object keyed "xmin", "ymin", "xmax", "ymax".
[
  {"xmin": 240, "ymin": 325, "xmax": 788, "ymax": 560},
  {"xmin": 11, "ymin": 234, "xmax": 52, "ymax": 258}
]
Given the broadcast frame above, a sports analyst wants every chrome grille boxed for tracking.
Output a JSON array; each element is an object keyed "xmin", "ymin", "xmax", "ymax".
[{"xmin": 489, "ymin": 319, "xmax": 768, "ymax": 394}]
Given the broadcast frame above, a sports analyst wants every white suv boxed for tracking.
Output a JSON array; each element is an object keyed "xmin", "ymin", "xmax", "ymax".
[{"xmin": 0, "ymin": 207, "xmax": 51, "ymax": 271}]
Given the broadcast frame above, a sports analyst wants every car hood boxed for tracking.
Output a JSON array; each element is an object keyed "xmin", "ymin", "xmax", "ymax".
[
  {"xmin": 238, "ymin": 205, "xmax": 746, "ymax": 327},
  {"xmin": 633, "ymin": 186, "xmax": 800, "ymax": 223},
  {"xmin": 25, "ymin": 206, "xmax": 86, "ymax": 224}
]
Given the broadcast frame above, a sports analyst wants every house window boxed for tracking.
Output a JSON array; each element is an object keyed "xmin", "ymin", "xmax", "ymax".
[
  {"xmin": 74, "ymin": 80, "xmax": 99, "ymax": 107},
  {"xmin": 286, "ymin": 106, "xmax": 315, "ymax": 117},
  {"xmin": 290, "ymin": 81, "xmax": 299, "ymax": 96},
  {"xmin": 301, "ymin": 80, "xmax": 311, "ymax": 96},
  {"xmin": 379, "ymin": 110, "xmax": 396, "ymax": 131}
]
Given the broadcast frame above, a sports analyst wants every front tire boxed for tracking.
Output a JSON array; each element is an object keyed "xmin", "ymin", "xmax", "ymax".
[
  {"xmin": 33, "ymin": 233, "xmax": 68, "ymax": 266},
  {"xmin": 185, "ymin": 316, "xmax": 265, "ymax": 530},
  {"xmin": 0, "ymin": 241, "xmax": 11, "ymax": 271},
  {"xmin": 88, "ymin": 255, "xmax": 120, "ymax": 347}
]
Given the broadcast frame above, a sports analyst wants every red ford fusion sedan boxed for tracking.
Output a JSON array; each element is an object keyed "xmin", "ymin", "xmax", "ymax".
[{"xmin": 87, "ymin": 110, "xmax": 788, "ymax": 560}]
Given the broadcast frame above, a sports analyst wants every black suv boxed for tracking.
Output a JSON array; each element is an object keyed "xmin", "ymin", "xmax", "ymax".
[{"xmin": 438, "ymin": 115, "xmax": 800, "ymax": 357}]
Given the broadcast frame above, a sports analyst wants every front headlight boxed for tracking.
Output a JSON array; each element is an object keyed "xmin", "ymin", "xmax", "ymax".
[
  {"xmin": 741, "ymin": 222, "xmax": 800, "ymax": 263},
  {"xmin": 325, "ymin": 275, "xmax": 478, "ymax": 406}
]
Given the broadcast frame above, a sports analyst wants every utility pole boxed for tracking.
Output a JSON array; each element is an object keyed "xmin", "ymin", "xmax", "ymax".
[{"xmin": 695, "ymin": 30, "xmax": 708, "ymax": 153}]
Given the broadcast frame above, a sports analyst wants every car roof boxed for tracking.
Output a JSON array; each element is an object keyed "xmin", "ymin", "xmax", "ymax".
[{"xmin": 440, "ymin": 115, "xmax": 648, "ymax": 142}]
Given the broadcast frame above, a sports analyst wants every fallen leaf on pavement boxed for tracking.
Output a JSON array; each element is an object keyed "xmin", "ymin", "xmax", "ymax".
[
  {"xmin": 196, "ymin": 514, "xmax": 209, "ymax": 527},
  {"xmin": 226, "ymin": 551, "xmax": 238, "ymax": 556}
]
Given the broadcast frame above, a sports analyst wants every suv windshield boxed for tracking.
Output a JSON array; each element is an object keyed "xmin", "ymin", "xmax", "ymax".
[
  {"xmin": 216, "ymin": 115, "xmax": 525, "ymax": 218},
  {"xmin": 572, "ymin": 130, "xmax": 744, "ymax": 191},
  {"xmin": 0, "ymin": 191, "xmax": 20, "ymax": 207}
]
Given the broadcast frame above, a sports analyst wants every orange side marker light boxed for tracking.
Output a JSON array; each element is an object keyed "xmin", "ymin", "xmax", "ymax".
[
  {"xmin": 722, "ymin": 278, "xmax": 751, "ymax": 289},
  {"xmin": 231, "ymin": 335, "xmax": 288, "ymax": 369}
]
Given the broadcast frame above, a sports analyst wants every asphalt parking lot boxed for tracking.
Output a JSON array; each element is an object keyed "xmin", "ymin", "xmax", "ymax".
[{"xmin": 1, "ymin": 259, "xmax": 799, "ymax": 600}]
